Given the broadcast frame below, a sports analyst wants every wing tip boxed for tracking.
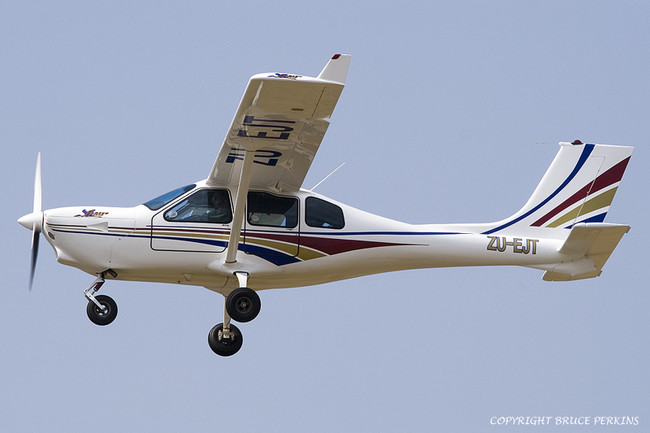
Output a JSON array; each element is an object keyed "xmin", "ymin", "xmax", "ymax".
[{"xmin": 317, "ymin": 54, "xmax": 351, "ymax": 84}]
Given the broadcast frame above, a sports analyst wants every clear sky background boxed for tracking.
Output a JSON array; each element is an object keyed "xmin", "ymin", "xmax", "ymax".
[{"xmin": 2, "ymin": 1, "xmax": 648, "ymax": 432}]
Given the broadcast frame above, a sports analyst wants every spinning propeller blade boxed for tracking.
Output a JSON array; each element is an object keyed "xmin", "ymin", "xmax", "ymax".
[
  {"xmin": 31, "ymin": 152, "xmax": 42, "ymax": 290},
  {"xmin": 18, "ymin": 153, "xmax": 43, "ymax": 290},
  {"xmin": 30, "ymin": 229, "xmax": 40, "ymax": 290}
]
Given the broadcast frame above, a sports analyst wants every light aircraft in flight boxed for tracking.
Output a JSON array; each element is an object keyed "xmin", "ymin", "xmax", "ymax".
[{"xmin": 18, "ymin": 54, "xmax": 633, "ymax": 356}]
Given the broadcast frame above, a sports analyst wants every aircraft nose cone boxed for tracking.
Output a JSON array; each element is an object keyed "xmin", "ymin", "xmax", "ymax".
[{"xmin": 18, "ymin": 212, "xmax": 43, "ymax": 231}]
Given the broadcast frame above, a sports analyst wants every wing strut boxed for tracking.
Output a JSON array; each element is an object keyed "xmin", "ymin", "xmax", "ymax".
[{"xmin": 225, "ymin": 150, "xmax": 255, "ymax": 263}]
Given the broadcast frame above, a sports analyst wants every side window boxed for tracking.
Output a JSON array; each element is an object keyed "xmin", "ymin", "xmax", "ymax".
[
  {"xmin": 305, "ymin": 197, "xmax": 345, "ymax": 229},
  {"xmin": 247, "ymin": 192, "xmax": 298, "ymax": 228},
  {"xmin": 164, "ymin": 189, "xmax": 232, "ymax": 223}
]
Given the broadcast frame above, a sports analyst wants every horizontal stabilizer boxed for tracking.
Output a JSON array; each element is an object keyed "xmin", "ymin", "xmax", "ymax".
[{"xmin": 543, "ymin": 223, "xmax": 630, "ymax": 281}]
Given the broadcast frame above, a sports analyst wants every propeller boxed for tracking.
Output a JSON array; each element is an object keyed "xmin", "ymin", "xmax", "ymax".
[{"xmin": 17, "ymin": 153, "xmax": 43, "ymax": 290}]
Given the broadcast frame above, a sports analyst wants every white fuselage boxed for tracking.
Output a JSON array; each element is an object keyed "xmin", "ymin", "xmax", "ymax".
[{"xmin": 39, "ymin": 180, "xmax": 573, "ymax": 294}]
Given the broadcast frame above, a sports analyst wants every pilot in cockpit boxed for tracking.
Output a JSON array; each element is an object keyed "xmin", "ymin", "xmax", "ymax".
[{"xmin": 205, "ymin": 190, "xmax": 231, "ymax": 223}]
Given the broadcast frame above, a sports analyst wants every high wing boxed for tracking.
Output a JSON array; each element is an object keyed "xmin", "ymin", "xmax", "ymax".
[
  {"xmin": 207, "ymin": 54, "xmax": 351, "ymax": 192},
  {"xmin": 206, "ymin": 54, "xmax": 351, "ymax": 263}
]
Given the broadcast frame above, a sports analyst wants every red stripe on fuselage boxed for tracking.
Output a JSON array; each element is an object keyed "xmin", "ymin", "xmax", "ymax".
[{"xmin": 243, "ymin": 230, "xmax": 411, "ymax": 255}]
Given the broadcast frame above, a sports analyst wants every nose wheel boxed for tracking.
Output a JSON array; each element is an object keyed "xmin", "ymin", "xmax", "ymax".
[
  {"xmin": 87, "ymin": 294, "xmax": 118, "ymax": 326},
  {"xmin": 84, "ymin": 272, "xmax": 118, "ymax": 326}
]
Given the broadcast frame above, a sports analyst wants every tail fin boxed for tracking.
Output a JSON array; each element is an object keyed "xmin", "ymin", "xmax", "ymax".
[{"xmin": 483, "ymin": 141, "xmax": 633, "ymax": 235}]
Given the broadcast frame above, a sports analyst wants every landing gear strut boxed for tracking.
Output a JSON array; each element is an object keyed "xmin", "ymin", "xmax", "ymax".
[
  {"xmin": 84, "ymin": 272, "xmax": 118, "ymax": 326},
  {"xmin": 207, "ymin": 272, "xmax": 261, "ymax": 356}
]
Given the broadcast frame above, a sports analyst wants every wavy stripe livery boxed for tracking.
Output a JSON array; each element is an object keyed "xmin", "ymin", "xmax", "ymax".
[{"xmin": 48, "ymin": 223, "xmax": 422, "ymax": 266}]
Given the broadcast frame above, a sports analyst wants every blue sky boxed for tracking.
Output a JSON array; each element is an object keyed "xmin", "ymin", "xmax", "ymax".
[{"xmin": 2, "ymin": 1, "xmax": 648, "ymax": 432}]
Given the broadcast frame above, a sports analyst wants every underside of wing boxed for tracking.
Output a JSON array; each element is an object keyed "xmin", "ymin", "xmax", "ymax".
[{"xmin": 207, "ymin": 54, "xmax": 351, "ymax": 192}]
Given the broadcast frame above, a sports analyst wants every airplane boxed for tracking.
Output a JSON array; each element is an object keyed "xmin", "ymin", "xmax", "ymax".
[{"xmin": 18, "ymin": 54, "xmax": 634, "ymax": 356}]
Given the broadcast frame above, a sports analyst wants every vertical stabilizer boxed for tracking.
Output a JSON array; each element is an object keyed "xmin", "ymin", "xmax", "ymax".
[{"xmin": 483, "ymin": 142, "xmax": 633, "ymax": 235}]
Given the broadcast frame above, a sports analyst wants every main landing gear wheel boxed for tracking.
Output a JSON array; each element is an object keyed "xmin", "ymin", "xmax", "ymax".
[
  {"xmin": 208, "ymin": 323, "xmax": 243, "ymax": 357},
  {"xmin": 86, "ymin": 294, "xmax": 118, "ymax": 326},
  {"xmin": 225, "ymin": 288, "xmax": 261, "ymax": 323}
]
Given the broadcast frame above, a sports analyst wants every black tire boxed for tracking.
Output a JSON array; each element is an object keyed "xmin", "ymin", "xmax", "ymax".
[
  {"xmin": 225, "ymin": 288, "xmax": 261, "ymax": 323},
  {"xmin": 86, "ymin": 294, "xmax": 118, "ymax": 326},
  {"xmin": 208, "ymin": 323, "xmax": 243, "ymax": 356}
]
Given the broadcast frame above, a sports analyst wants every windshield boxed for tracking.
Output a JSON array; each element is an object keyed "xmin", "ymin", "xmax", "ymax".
[
  {"xmin": 143, "ymin": 184, "xmax": 196, "ymax": 210},
  {"xmin": 164, "ymin": 189, "xmax": 232, "ymax": 223}
]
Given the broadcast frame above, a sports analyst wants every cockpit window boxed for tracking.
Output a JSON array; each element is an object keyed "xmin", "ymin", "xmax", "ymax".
[
  {"xmin": 143, "ymin": 184, "xmax": 196, "ymax": 210},
  {"xmin": 164, "ymin": 189, "xmax": 232, "ymax": 223},
  {"xmin": 247, "ymin": 192, "xmax": 298, "ymax": 228},
  {"xmin": 306, "ymin": 197, "xmax": 345, "ymax": 229}
]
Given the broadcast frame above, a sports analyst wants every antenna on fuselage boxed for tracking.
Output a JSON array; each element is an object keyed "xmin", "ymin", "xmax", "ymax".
[{"xmin": 309, "ymin": 162, "xmax": 345, "ymax": 192}]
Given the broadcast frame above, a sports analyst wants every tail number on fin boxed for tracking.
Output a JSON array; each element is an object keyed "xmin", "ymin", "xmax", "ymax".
[{"xmin": 487, "ymin": 236, "xmax": 539, "ymax": 254}]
